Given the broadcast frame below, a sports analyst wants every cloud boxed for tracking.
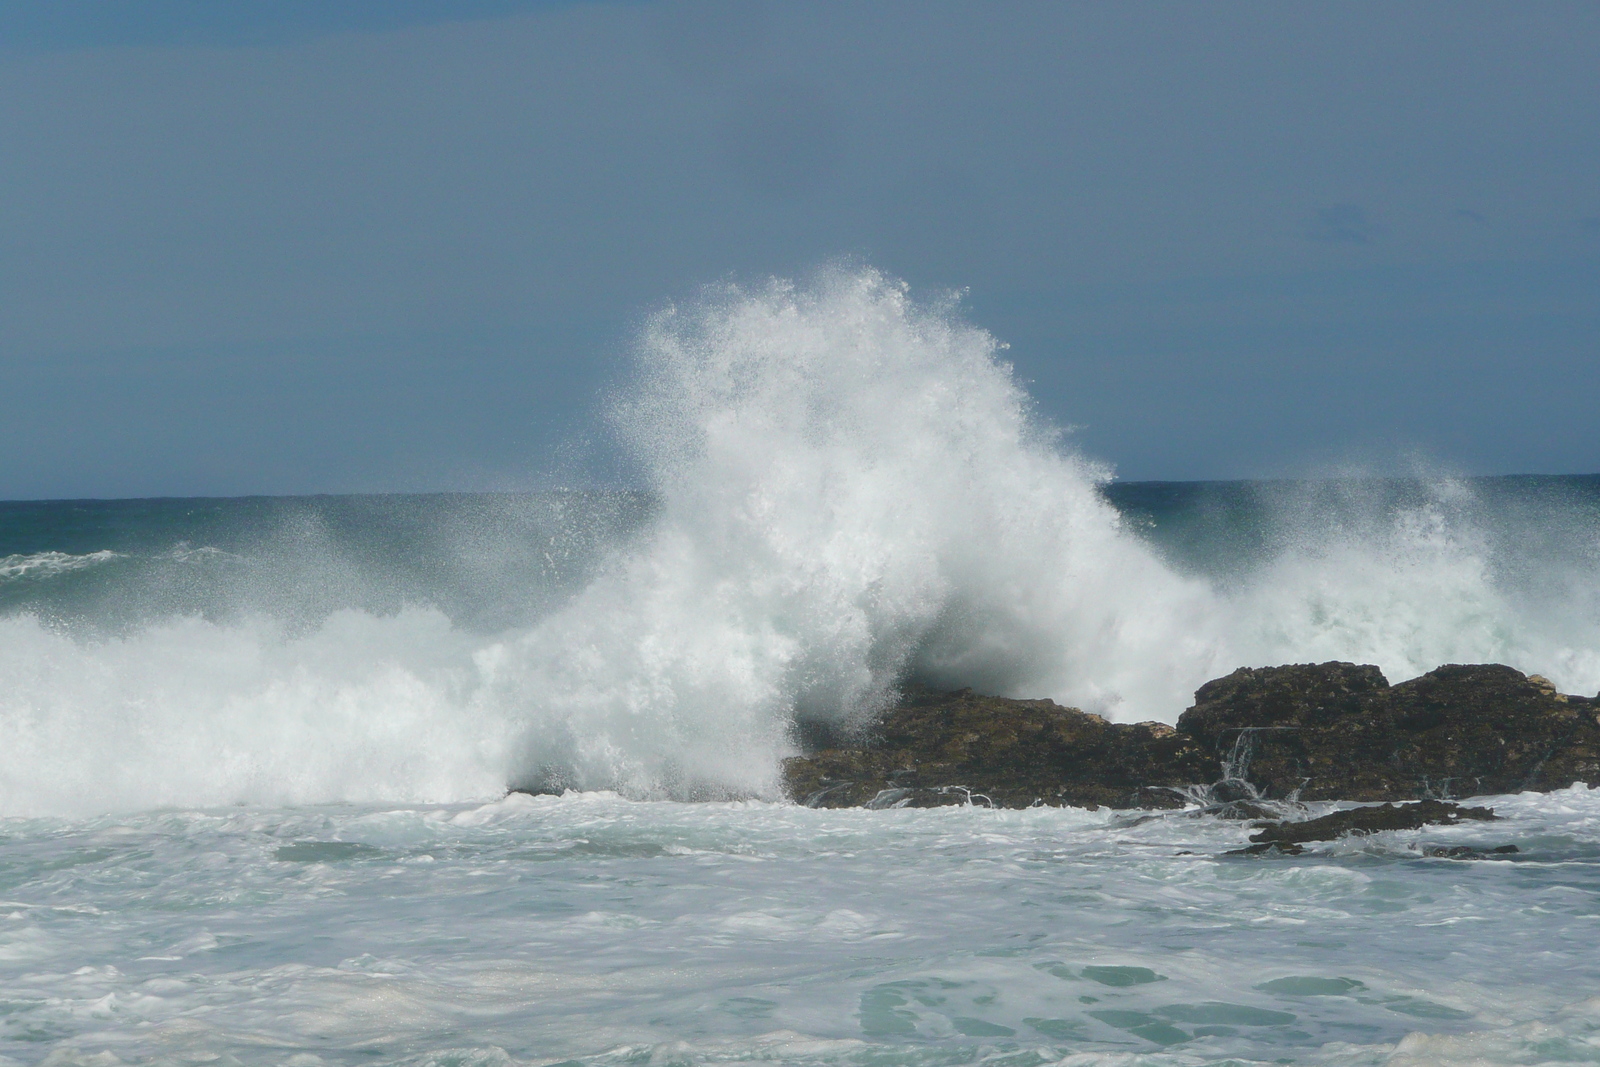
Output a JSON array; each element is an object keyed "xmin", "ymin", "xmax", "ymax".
[{"xmin": 1305, "ymin": 203, "xmax": 1382, "ymax": 244}]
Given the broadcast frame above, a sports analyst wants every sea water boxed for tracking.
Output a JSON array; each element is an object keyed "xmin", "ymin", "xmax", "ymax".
[
  {"xmin": 4, "ymin": 792, "xmax": 1600, "ymax": 1067},
  {"xmin": 3, "ymin": 269, "xmax": 1599, "ymax": 1065}
]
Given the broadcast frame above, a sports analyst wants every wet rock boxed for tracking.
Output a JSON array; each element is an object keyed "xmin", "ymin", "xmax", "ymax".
[
  {"xmin": 1225, "ymin": 842, "xmax": 1306, "ymax": 857},
  {"xmin": 1179, "ymin": 662, "xmax": 1600, "ymax": 801},
  {"xmin": 861, "ymin": 786, "xmax": 995, "ymax": 809},
  {"xmin": 781, "ymin": 663, "xmax": 1600, "ymax": 809},
  {"xmin": 1423, "ymin": 844, "xmax": 1519, "ymax": 859},
  {"xmin": 1207, "ymin": 799, "xmax": 1281, "ymax": 821},
  {"xmin": 1248, "ymin": 799, "xmax": 1497, "ymax": 846},
  {"xmin": 1207, "ymin": 779, "xmax": 1261, "ymax": 804},
  {"xmin": 783, "ymin": 686, "xmax": 1210, "ymax": 810}
]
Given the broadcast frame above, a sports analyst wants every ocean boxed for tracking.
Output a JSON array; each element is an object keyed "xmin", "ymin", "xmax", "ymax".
[{"xmin": 3, "ymin": 270, "xmax": 1599, "ymax": 1065}]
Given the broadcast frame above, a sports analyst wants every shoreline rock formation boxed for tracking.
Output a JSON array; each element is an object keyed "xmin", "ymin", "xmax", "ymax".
[
  {"xmin": 782, "ymin": 662, "xmax": 1600, "ymax": 810},
  {"xmin": 1226, "ymin": 799, "xmax": 1510, "ymax": 856}
]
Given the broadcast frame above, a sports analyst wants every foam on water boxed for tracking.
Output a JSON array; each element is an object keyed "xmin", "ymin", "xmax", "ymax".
[
  {"xmin": 2, "ymin": 786, "xmax": 1598, "ymax": 1066},
  {"xmin": 2, "ymin": 268, "xmax": 1600, "ymax": 813},
  {"xmin": 0, "ymin": 550, "xmax": 120, "ymax": 582}
]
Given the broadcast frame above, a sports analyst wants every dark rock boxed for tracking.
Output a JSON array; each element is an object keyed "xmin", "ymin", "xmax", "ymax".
[
  {"xmin": 1178, "ymin": 663, "xmax": 1600, "ymax": 801},
  {"xmin": 1423, "ymin": 844, "xmax": 1519, "ymax": 859},
  {"xmin": 1207, "ymin": 779, "xmax": 1260, "ymax": 804},
  {"xmin": 1249, "ymin": 799, "xmax": 1497, "ymax": 845},
  {"xmin": 1208, "ymin": 799, "xmax": 1281, "ymax": 821},
  {"xmin": 783, "ymin": 686, "xmax": 1210, "ymax": 810},
  {"xmin": 781, "ymin": 663, "xmax": 1600, "ymax": 809},
  {"xmin": 1225, "ymin": 842, "xmax": 1306, "ymax": 857},
  {"xmin": 862, "ymin": 786, "xmax": 995, "ymax": 809}
]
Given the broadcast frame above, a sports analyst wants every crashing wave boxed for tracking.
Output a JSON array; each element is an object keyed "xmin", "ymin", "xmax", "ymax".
[{"xmin": 2, "ymin": 268, "xmax": 1599, "ymax": 815}]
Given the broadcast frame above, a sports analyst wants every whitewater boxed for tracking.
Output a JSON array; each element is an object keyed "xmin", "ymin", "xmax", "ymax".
[{"xmin": 3, "ymin": 269, "xmax": 1600, "ymax": 1065}]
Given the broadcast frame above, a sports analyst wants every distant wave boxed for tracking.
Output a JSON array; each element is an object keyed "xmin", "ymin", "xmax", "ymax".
[
  {"xmin": 163, "ymin": 542, "xmax": 239, "ymax": 564},
  {"xmin": 0, "ymin": 545, "xmax": 235, "ymax": 586},
  {"xmin": 0, "ymin": 550, "xmax": 120, "ymax": 583}
]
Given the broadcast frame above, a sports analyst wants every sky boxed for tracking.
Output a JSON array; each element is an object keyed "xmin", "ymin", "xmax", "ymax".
[{"xmin": 1, "ymin": 0, "xmax": 1597, "ymax": 498}]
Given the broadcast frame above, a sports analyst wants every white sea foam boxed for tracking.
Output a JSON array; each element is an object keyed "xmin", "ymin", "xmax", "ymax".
[
  {"xmin": 1, "ymin": 268, "xmax": 1599, "ymax": 814},
  {"xmin": 163, "ymin": 541, "xmax": 237, "ymax": 564},
  {"xmin": 0, "ymin": 609, "xmax": 510, "ymax": 816},
  {"xmin": 1, "ymin": 787, "xmax": 1597, "ymax": 1065},
  {"xmin": 0, "ymin": 549, "xmax": 119, "ymax": 582}
]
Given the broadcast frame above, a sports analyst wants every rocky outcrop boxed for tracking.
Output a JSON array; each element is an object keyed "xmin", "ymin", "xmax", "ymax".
[
  {"xmin": 1249, "ymin": 799, "xmax": 1496, "ymax": 845},
  {"xmin": 1226, "ymin": 799, "xmax": 1505, "ymax": 856},
  {"xmin": 1184, "ymin": 663, "xmax": 1600, "ymax": 800},
  {"xmin": 783, "ymin": 663, "xmax": 1600, "ymax": 809},
  {"xmin": 783, "ymin": 687, "xmax": 1211, "ymax": 809}
]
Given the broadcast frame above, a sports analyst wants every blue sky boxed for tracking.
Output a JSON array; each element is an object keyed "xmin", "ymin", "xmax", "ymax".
[{"xmin": 2, "ymin": 1, "xmax": 1597, "ymax": 497}]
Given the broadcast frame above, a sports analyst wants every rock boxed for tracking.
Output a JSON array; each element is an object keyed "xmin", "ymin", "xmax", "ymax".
[
  {"xmin": 1225, "ymin": 842, "xmax": 1306, "ymax": 856},
  {"xmin": 781, "ymin": 663, "xmax": 1600, "ymax": 809},
  {"xmin": 783, "ymin": 686, "xmax": 1211, "ymax": 809},
  {"xmin": 1208, "ymin": 799, "xmax": 1280, "ymax": 821},
  {"xmin": 1225, "ymin": 801, "xmax": 1512, "ymax": 858},
  {"xmin": 1423, "ymin": 844, "xmax": 1519, "ymax": 859},
  {"xmin": 1180, "ymin": 663, "xmax": 1600, "ymax": 801},
  {"xmin": 1248, "ymin": 799, "xmax": 1496, "ymax": 845}
]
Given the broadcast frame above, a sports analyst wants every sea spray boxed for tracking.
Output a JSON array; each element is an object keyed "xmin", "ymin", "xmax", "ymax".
[
  {"xmin": 2, "ymin": 268, "xmax": 1599, "ymax": 815},
  {"xmin": 484, "ymin": 269, "xmax": 1227, "ymax": 798},
  {"xmin": 0, "ymin": 609, "xmax": 509, "ymax": 816},
  {"xmin": 1228, "ymin": 479, "xmax": 1600, "ymax": 688}
]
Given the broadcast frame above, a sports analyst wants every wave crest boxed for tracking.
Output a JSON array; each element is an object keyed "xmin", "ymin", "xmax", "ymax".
[{"xmin": 0, "ymin": 549, "xmax": 120, "ymax": 582}]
